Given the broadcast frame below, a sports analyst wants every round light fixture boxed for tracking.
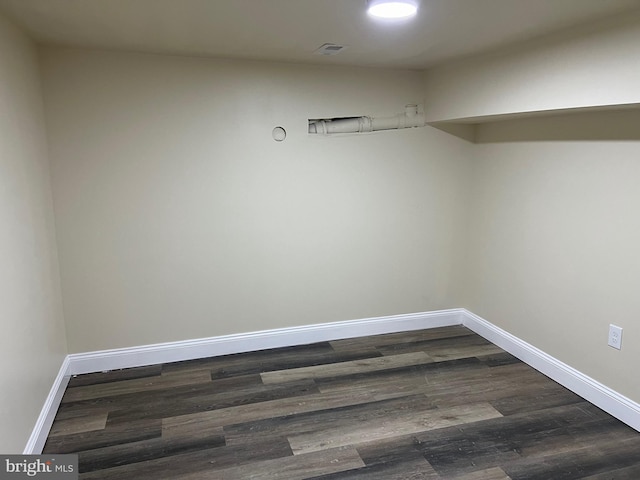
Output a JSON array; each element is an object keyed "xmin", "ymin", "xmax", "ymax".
[{"xmin": 367, "ymin": 0, "xmax": 418, "ymax": 19}]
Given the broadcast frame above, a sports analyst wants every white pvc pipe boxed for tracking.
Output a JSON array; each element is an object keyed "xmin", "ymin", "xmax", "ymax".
[{"xmin": 308, "ymin": 104, "xmax": 425, "ymax": 135}]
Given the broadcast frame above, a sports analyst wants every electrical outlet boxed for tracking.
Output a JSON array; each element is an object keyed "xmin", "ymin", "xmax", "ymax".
[{"xmin": 608, "ymin": 324, "xmax": 623, "ymax": 350}]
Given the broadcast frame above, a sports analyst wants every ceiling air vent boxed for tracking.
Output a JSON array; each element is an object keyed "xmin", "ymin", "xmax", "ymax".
[{"xmin": 313, "ymin": 43, "xmax": 347, "ymax": 56}]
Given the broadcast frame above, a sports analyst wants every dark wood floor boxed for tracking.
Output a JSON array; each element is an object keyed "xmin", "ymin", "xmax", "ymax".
[{"xmin": 44, "ymin": 326, "xmax": 640, "ymax": 479}]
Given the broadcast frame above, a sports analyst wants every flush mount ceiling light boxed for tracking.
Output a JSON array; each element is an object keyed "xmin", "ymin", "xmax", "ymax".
[{"xmin": 367, "ymin": 0, "xmax": 419, "ymax": 19}]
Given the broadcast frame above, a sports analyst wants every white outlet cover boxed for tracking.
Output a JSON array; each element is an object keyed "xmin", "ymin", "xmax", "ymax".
[{"xmin": 608, "ymin": 324, "xmax": 623, "ymax": 350}]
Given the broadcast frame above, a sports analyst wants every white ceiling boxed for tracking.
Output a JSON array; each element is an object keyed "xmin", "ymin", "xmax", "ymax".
[{"xmin": 1, "ymin": 0, "xmax": 640, "ymax": 70}]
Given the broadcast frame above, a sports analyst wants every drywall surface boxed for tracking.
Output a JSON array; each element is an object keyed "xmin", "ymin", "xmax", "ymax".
[
  {"xmin": 0, "ymin": 14, "xmax": 67, "ymax": 452},
  {"xmin": 424, "ymin": 14, "xmax": 640, "ymax": 403},
  {"xmin": 423, "ymin": 13, "xmax": 640, "ymax": 122},
  {"xmin": 462, "ymin": 135, "xmax": 640, "ymax": 403},
  {"xmin": 41, "ymin": 48, "xmax": 472, "ymax": 353}
]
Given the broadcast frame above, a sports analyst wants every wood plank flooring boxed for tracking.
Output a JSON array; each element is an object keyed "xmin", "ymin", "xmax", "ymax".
[{"xmin": 43, "ymin": 326, "xmax": 640, "ymax": 479}]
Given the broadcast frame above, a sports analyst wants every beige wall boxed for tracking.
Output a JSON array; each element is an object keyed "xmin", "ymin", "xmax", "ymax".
[
  {"xmin": 423, "ymin": 15, "xmax": 640, "ymax": 402},
  {"xmin": 41, "ymin": 48, "xmax": 473, "ymax": 353},
  {"xmin": 464, "ymin": 136, "xmax": 640, "ymax": 402},
  {"xmin": 424, "ymin": 12, "xmax": 640, "ymax": 122},
  {"xmin": 0, "ymin": 14, "xmax": 67, "ymax": 452}
]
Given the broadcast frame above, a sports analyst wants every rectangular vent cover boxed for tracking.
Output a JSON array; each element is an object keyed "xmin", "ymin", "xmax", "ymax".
[{"xmin": 314, "ymin": 43, "xmax": 348, "ymax": 56}]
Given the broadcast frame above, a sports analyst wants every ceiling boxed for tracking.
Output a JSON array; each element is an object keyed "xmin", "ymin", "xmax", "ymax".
[{"xmin": 1, "ymin": 0, "xmax": 640, "ymax": 70}]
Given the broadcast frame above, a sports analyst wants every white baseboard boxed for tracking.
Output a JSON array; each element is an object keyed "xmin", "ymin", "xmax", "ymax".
[
  {"xmin": 461, "ymin": 309, "xmax": 640, "ymax": 432},
  {"xmin": 26, "ymin": 309, "xmax": 461, "ymax": 453},
  {"xmin": 23, "ymin": 356, "xmax": 71, "ymax": 454},
  {"xmin": 66, "ymin": 309, "xmax": 464, "ymax": 375}
]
